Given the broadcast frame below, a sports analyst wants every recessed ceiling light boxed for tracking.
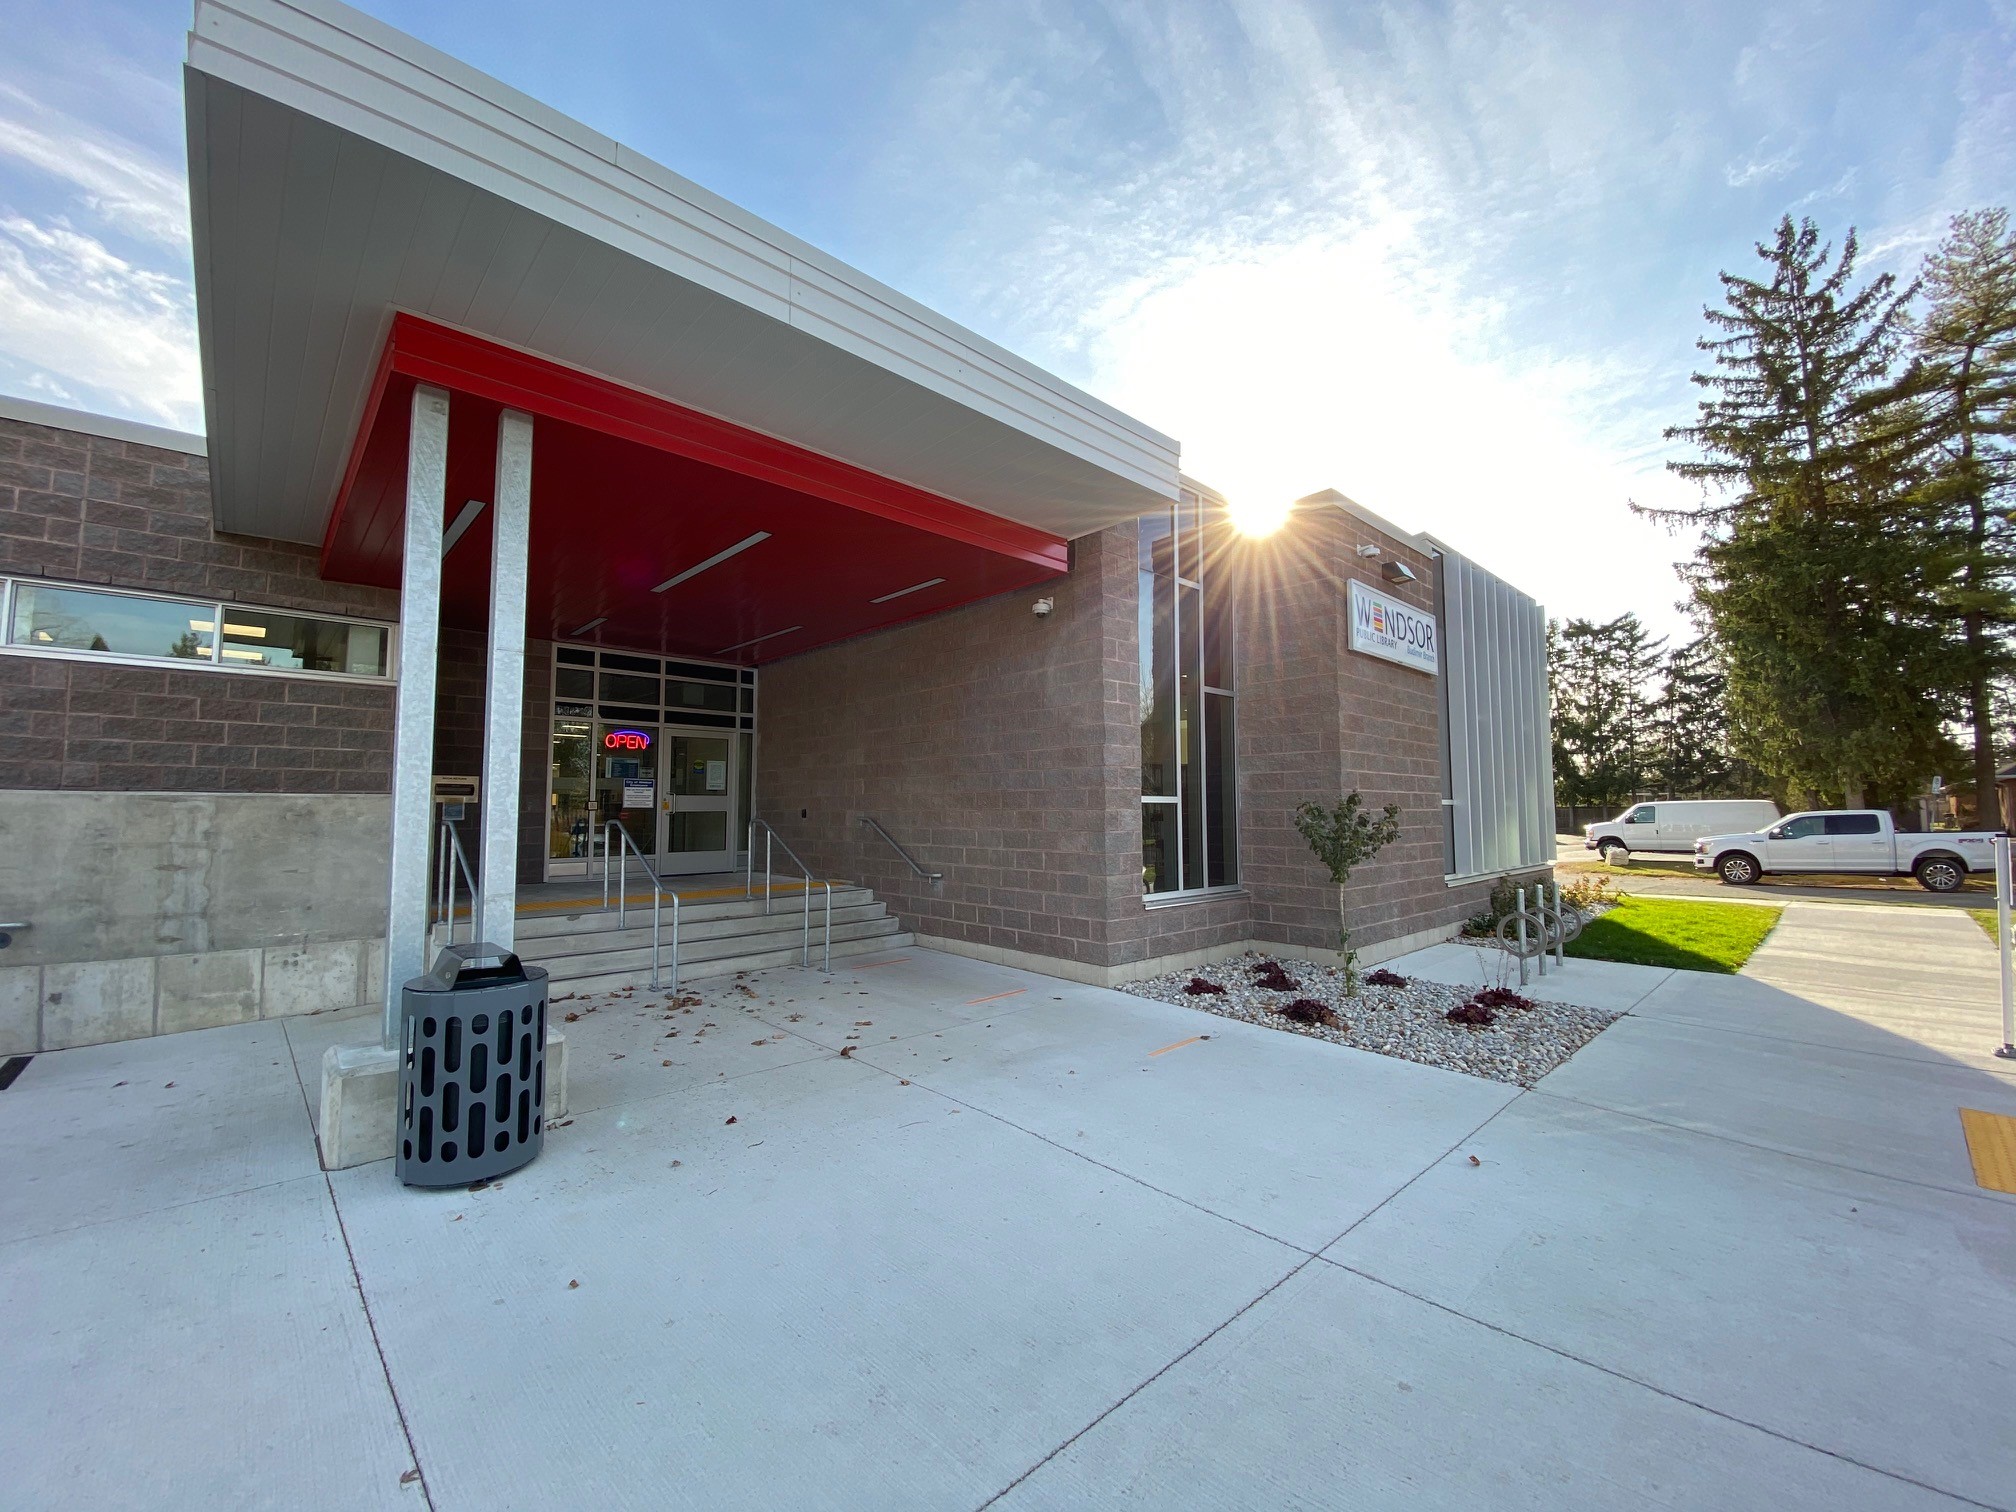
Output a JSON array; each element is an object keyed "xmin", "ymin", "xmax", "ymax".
[
  {"xmin": 652, "ymin": 531, "xmax": 772, "ymax": 593},
  {"xmin": 716, "ymin": 625, "xmax": 802, "ymax": 654},
  {"xmin": 569, "ymin": 617, "xmax": 607, "ymax": 636},
  {"xmin": 442, "ymin": 499, "xmax": 487, "ymax": 555},
  {"xmin": 869, "ymin": 576, "xmax": 946, "ymax": 605}
]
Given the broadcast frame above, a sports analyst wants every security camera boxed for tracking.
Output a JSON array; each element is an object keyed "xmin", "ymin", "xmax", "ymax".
[
  {"xmin": 1032, "ymin": 597, "xmax": 1055, "ymax": 617},
  {"xmin": 1355, "ymin": 544, "xmax": 1382, "ymax": 558}
]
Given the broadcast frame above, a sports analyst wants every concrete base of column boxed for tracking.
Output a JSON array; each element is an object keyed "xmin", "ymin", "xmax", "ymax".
[{"xmin": 316, "ymin": 1030, "xmax": 568, "ymax": 1171}]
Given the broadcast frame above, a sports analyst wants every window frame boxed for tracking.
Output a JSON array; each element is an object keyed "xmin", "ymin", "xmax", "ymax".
[
  {"xmin": 1139, "ymin": 492, "xmax": 1241, "ymax": 904},
  {"xmin": 0, "ymin": 575, "xmax": 399, "ymax": 685}
]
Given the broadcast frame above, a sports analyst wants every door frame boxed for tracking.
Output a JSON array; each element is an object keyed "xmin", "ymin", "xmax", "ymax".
[{"xmin": 654, "ymin": 724, "xmax": 739, "ymax": 875}]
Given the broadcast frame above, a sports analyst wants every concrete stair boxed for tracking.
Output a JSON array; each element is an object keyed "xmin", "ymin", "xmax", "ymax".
[{"xmin": 502, "ymin": 884, "xmax": 911, "ymax": 993}]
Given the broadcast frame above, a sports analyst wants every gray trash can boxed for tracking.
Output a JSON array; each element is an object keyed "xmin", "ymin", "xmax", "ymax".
[{"xmin": 396, "ymin": 943, "xmax": 549, "ymax": 1187}]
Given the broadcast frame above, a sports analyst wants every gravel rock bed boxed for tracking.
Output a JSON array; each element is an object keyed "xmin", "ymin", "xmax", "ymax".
[{"xmin": 1119, "ymin": 952, "xmax": 1621, "ymax": 1089}]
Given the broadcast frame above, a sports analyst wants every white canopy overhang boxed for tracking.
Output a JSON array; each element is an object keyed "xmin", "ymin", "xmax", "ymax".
[{"xmin": 184, "ymin": 0, "xmax": 1181, "ymax": 547}]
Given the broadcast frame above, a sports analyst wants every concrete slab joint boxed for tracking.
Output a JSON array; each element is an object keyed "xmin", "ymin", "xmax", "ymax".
[{"xmin": 319, "ymin": 1028, "xmax": 568, "ymax": 1171}]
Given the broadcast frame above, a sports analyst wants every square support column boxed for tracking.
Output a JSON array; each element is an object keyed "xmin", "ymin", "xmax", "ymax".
[
  {"xmin": 380, "ymin": 384, "xmax": 449, "ymax": 1045},
  {"xmin": 481, "ymin": 409, "xmax": 533, "ymax": 950}
]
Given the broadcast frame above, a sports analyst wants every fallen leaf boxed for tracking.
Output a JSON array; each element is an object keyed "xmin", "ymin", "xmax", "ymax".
[
  {"xmin": 164, "ymin": 1081, "xmax": 176, "ymax": 1088},
  {"xmin": 451, "ymin": 1214, "xmax": 463, "ymax": 1222},
  {"xmin": 838, "ymin": 1045, "xmax": 856, "ymax": 1058},
  {"xmin": 401, "ymin": 1469, "xmax": 421, "ymax": 1486},
  {"xmin": 113, "ymin": 1080, "xmax": 127, "ymax": 1087},
  {"xmin": 670, "ymin": 1159, "xmax": 682, "ymax": 1168},
  {"xmin": 854, "ymin": 1020, "xmax": 873, "ymax": 1027},
  {"xmin": 1468, "ymin": 1155, "xmax": 1481, "ymax": 1167},
  {"xmin": 567, "ymin": 1279, "xmax": 580, "ymax": 1290},
  {"xmin": 662, "ymin": 1059, "xmax": 672, "ymax": 1067},
  {"xmin": 899, "ymin": 1079, "xmax": 911, "ymax": 1086},
  {"xmin": 725, "ymin": 1115, "xmax": 737, "ymax": 1125},
  {"xmin": 564, "ymin": 1011, "xmax": 580, "ymax": 1023}
]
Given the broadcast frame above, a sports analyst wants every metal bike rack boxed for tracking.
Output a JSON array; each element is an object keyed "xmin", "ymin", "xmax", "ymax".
[{"xmin": 1494, "ymin": 881, "xmax": 1580, "ymax": 987}]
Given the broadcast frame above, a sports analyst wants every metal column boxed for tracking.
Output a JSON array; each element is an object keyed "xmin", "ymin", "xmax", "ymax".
[
  {"xmin": 381, "ymin": 385, "xmax": 450, "ymax": 1046},
  {"xmin": 480, "ymin": 409, "xmax": 533, "ymax": 951}
]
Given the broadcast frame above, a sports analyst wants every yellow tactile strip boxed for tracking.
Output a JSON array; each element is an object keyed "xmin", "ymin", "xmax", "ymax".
[{"xmin": 1959, "ymin": 1108, "xmax": 2016, "ymax": 1195}]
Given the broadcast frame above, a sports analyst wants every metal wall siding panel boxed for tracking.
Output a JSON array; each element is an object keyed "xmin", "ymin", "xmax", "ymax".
[{"xmin": 1436, "ymin": 548, "xmax": 1549, "ymax": 878}]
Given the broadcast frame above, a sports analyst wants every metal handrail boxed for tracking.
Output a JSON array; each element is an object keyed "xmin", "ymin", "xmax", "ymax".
[
  {"xmin": 434, "ymin": 817, "xmax": 480, "ymax": 944},
  {"xmin": 746, "ymin": 818, "xmax": 832, "ymax": 972},
  {"xmin": 601, "ymin": 822, "xmax": 680, "ymax": 991},
  {"xmin": 858, "ymin": 814, "xmax": 942, "ymax": 882}
]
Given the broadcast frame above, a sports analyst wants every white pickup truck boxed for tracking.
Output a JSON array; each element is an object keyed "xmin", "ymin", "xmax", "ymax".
[{"xmin": 1693, "ymin": 809, "xmax": 1998, "ymax": 892}]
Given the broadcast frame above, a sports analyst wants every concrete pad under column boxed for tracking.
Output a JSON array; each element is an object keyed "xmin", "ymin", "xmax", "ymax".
[{"xmin": 318, "ymin": 1029, "xmax": 567, "ymax": 1171}]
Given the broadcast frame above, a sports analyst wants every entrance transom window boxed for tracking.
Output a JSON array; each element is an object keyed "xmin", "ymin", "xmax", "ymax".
[{"xmin": 546, "ymin": 645, "xmax": 756, "ymax": 878}]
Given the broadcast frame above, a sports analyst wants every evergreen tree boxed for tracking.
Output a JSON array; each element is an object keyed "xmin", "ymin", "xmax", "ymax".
[
  {"xmin": 1648, "ymin": 637, "xmax": 1759, "ymax": 798},
  {"xmin": 1643, "ymin": 216, "xmax": 1947, "ymax": 804},
  {"xmin": 1548, "ymin": 613, "xmax": 1665, "ymax": 807},
  {"xmin": 1892, "ymin": 208, "xmax": 2016, "ymax": 817}
]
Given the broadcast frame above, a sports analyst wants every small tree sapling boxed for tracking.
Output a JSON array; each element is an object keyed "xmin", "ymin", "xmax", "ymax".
[{"xmin": 1293, "ymin": 792, "xmax": 1402, "ymax": 994}]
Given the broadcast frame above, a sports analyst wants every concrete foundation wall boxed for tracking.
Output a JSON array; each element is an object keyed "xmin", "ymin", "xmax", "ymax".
[{"xmin": 0, "ymin": 790, "xmax": 392, "ymax": 1052}]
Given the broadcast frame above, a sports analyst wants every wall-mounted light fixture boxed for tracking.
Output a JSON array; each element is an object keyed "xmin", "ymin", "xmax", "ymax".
[{"xmin": 1381, "ymin": 560, "xmax": 1417, "ymax": 586}]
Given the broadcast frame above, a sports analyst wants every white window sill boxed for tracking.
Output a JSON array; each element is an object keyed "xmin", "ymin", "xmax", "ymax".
[{"xmin": 1143, "ymin": 885, "xmax": 1247, "ymax": 910}]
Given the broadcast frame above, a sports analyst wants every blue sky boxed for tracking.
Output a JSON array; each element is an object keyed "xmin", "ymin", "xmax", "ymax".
[{"xmin": 1, "ymin": 0, "xmax": 2012, "ymax": 637}]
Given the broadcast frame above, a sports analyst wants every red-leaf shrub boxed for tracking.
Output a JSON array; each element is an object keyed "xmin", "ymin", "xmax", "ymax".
[
  {"xmin": 1183, "ymin": 977, "xmax": 1226, "ymax": 996},
  {"xmin": 1469, "ymin": 987, "xmax": 1533, "ymax": 1011},
  {"xmin": 1364, "ymin": 969, "xmax": 1408, "ymax": 988},
  {"xmin": 1251, "ymin": 960, "xmax": 1300, "ymax": 992},
  {"xmin": 1446, "ymin": 1001, "xmax": 1497, "ymax": 1026}
]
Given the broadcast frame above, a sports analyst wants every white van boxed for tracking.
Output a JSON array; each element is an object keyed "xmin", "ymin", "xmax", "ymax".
[{"xmin": 1585, "ymin": 799, "xmax": 1781, "ymax": 863}]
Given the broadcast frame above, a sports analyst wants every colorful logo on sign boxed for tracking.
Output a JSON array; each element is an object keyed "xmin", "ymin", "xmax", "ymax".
[{"xmin": 603, "ymin": 728, "xmax": 653, "ymax": 751}]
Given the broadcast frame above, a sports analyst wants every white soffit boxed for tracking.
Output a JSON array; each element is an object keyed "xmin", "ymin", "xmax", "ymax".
[{"xmin": 184, "ymin": 0, "xmax": 1181, "ymax": 545}]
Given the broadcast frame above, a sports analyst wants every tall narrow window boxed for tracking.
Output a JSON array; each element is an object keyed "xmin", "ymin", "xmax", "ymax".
[{"xmin": 1140, "ymin": 491, "xmax": 1237, "ymax": 896}]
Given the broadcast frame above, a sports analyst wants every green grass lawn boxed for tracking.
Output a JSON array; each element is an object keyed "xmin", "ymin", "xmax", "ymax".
[
  {"xmin": 1971, "ymin": 908, "xmax": 2002, "ymax": 942},
  {"xmin": 1564, "ymin": 895, "xmax": 1783, "ymax": 973}
]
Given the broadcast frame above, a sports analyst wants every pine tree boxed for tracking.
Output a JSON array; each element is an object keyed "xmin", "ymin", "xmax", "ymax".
[
  {"xmin": 1643, "ymin": 216, "xmax": 1947, "ymax": 805},
  {"xmin": 1547, "ymin": 613, "xmax": 1665, "ymax": 808},
  {"xmin": 1892, "ymin": 208, "xmax": 2016, "ymax": 818}
]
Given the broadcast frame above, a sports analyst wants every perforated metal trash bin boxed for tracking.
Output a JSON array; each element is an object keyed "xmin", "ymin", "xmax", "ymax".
[{"xmin": 396, "ymin": 943, "xmax": 549, "ymax": 1187}]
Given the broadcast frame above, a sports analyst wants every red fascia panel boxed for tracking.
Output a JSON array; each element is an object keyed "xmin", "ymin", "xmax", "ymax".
[{"xmin": 346, "ymin": 314, "xmax": 1069, "ymax": 574}]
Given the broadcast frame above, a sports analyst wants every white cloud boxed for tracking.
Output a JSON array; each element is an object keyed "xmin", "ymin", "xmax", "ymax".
[
  {"xmin": 0, "ymin": 83, "xmax": 188, "ymax": 248},
  {"xmin": 0, "ymin": 214, "xmax": 199, "ymax": 428},
  {"xmin": 1725, "ymin": 142, "xmax": 1801, "ymax": 187}
]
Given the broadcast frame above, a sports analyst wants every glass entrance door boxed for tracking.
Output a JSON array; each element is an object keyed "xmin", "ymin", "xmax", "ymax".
[{"xmin": 656, "ymin": 729, "xmax": 736, "ymax": 874}]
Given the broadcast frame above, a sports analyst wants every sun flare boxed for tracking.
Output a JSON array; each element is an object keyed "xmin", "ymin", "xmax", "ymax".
[{"xmin": 1227, "ymin": 497, "xmax": 1292, "ymax": 537}]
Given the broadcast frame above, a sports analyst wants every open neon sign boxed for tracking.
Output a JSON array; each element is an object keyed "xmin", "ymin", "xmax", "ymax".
[{"xmin": 603, "ymin": 728, "xmax": 653, "ymax": 751}]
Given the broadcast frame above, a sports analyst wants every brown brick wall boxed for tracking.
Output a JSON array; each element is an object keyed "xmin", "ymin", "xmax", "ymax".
[
  {"xmin": 758, "ymin": 527, "xmax": 1158, "ymax": 968},
  {"xmin": 0, "ymin": 416, "xmax": 399, "ymax": 794},
  {"xmin": 760, "ymin": 499, "xmax": 1542, "ymax": 973}
]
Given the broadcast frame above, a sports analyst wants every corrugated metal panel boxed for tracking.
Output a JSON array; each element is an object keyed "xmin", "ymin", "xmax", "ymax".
[{"xmin": 1438, "ymin": 547, "xmax": 1550, "ymax": 879}]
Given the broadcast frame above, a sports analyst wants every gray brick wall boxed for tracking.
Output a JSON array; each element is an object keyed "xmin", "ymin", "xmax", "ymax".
[{"xmin": 0, "ymin": 415, "xmax": 400, "ymax": 795}]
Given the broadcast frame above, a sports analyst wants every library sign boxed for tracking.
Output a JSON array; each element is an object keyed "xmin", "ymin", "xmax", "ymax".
[{"xmin": 1348, "ymin": 579, "xmax": 1438, "ymax": 675}]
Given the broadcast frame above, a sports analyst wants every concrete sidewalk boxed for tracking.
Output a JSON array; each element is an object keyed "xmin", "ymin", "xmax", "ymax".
[{"xmin": 4, "ymin": 926, "xmax": 2012, "ymax": 1510}]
